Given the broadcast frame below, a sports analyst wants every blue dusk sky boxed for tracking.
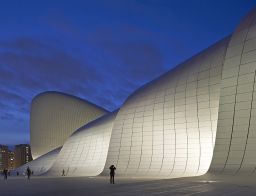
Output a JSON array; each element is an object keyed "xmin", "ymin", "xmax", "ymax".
[{"xmin": 0, "ymin": 0, "xmax": 255, "ymax": 145}]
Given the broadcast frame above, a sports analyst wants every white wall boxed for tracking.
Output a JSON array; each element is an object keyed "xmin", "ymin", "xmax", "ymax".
[
  {"xmin": 102, "ymin": 37, "xmax": 229, "ymax": 178},
  {"xmin": 209, "ymin": 8, "xmax": 256, "ymax": 175},
  {"xmin": 47, "ymin": 112, "xmax": 117, "ymax": 176},
  {"xmin": 30, "ymin": 91, "xmax": 107, "ymax": 159},
  {"xmin": 14, "ymin": 147, "xmax": 61, "ymax": 176}
]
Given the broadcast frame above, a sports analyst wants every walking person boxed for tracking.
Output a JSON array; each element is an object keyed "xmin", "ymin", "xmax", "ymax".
[
  {"xmin": 109, "ymin": 165, "xmax": 116, "ymax": 184},
  {"xmin": 3, "ymin": 169, "xmax": 8, "ymax": 180},
  {"xmin": 26, "ymin": 167, "xmax": 31, "ymax": 180},
  {"xmin": 62, "ymin": 169, "xmax": 65, "ymax": 176}
]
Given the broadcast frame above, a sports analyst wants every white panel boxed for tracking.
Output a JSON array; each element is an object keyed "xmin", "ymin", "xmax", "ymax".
[
  {"xmin": 30, "ymin": 92, "xmax": 108, "ymax": 159},
  {"xmin": 47, "ymin": 112, "xmax": 116, "ymax": 176},
  {"xmin": 102, "ymin": 36, "xmax": 230, "ymax": 177},
  {"xmin": 209, "ymin": 8, "xmax": 256, "ymax": 175},
  {"xmin": 14, "ymin": 147, "xmax": 60, "ymax": 175}
]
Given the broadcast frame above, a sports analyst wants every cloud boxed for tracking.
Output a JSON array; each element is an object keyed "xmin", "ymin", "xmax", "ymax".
[
  {"xmin": 0, "ymin": 38, "xmax": 121, "ymax": 113},
  {"xmin": 0, "ymin": 112, "xmax": 14, "ymax": 120},
  {"xmin": 0, "ymin": 37, "xmax": 52, "ymax": 54},
  {"xmin": 0, "ymin": 89, "xmax": 29, "ymax": 121},
  {"xmin": 0, "ymin": 34, "xmax": 168, "ymax": 111},
  {"xmin": 0, "ymin": 39, "xmax": 102, "ymax": 82},
  {"xmin": 0, "ymin": 38, "xmax": 106, "ymax": 124},
  {"xmin": 0, "ymin": 89, "xmax": 27, "ymax": 105},
  {"xmin": 85, "ymin": 25, "xmax": 168, "ymax": 83},
  {"xmin": 0, "ymin": 37, "xmax": 107, "ymax": 87},
  {"xmin": 103, "ymin": 42, "xmax": 165, "ymax": 80}
]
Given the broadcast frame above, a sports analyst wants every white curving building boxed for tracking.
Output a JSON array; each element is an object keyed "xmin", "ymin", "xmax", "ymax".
[
  {"xmin": 16, "ymin": 8, "xmax": 256, "ymax": 178},
  {"xmin": 101, "ymin": 36, "xmax": 229, "ymax": 178},
  {"xmin": 47, "ymin": 111, "xmax": 117, "ymax": 176},
  {"xmin": 209, "ymin": 7, "xmax": 256, "ymax": 175},
  {"xmin": 30, "ymin": 92, "xmax": 108, "ymax": 159},
  {"xmin": 15, "ymin": 147, "xmax": 61, "ymax": 176}
]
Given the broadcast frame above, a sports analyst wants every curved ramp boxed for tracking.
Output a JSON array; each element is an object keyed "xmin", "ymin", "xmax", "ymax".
[
  {"xmin": 46, "ymin": 112, "xmax": 117, "ymax": 176},
  {"xmin": 14, "ymin": 147, "xmax": 61, "ymax": 176}
]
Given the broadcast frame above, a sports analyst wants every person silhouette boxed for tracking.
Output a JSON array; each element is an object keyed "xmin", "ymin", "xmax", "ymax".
[
  {"xmin": 62, "ymin": 169, "xmax": 65, "ymax": 176},
  {"xmin": 3, "ymin": 169, "xmax": 8, "ymax": 180},
  {"xmin": 26, "ymin": 167, "xmax": 31, "ymax": 180},
  {"xmin": 109, "ymin": 165, "xmax": 116, "ymax": 184}
]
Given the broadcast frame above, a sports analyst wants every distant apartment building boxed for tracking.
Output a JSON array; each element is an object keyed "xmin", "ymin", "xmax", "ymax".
[
  {"xmin": 0, "ymin": 145, "xmax": 9, "ymax": 171},
  {"xmin": 14, "ymin": 144, "xmax": 33, "ymax": 168},
  {"xmin": 8, "ymin": 151, "xmax": 14, "ymax": 170}
]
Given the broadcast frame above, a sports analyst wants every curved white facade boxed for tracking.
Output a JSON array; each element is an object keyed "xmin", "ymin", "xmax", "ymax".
[
  {"xmin": 102, "ymin": 37, "xmax": 229, "ymax": 177},
  {"xmin": 24, "ymin": 8, "xmax": 256, "ymax": 179},
  {"xmin": 30, "ymin": 92, "xmax": 108, "ymax": 159},
  {"xmin": 209, "ymin": 8, "xmax": 256, "ymax": 175},
  {"xmin": 15, "ymin": 147, "xmax": 61, "ymax": 176},
  {"xmin": 47, "ymin": 112, "xmax": 117, "ymax": 176}
]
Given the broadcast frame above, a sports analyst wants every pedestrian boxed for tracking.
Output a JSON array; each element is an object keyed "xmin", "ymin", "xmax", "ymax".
[
  {"xmin": 16, "ymin": 171, "xmax": 19, "ymax": 176},
  {"xmin": 62, "ymin": 169, "xmax": 65, "ymax": 176},
  {"xmin": 26, "ymin": 167, "xmax": 31, "ymax": 180},
  {"xmin": 3, "ymin": 169, "xmax": 8, "ymax": 180},
  {"xmin": 109, "ymin": 165, "xmax": 116, "ymax": 184}
]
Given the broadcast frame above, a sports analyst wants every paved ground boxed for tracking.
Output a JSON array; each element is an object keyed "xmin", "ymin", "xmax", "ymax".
[{"xmin": 0, "ymin": 175, "xmax": 256, "ymax": 196}]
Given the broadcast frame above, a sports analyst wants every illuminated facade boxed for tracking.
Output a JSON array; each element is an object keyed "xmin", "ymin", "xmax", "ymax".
[
  {"xmin": 0, "ymin": 145, "xmax": 9, "ymax": 172},
  {"xmin": 14, "ymin": 144, "xmax": 33, "ymax": 168},
  {"xmin": 15, "ymin": 8, "xmax": 256, "ymax": 178},
  {"xmin": 30, "ymin": 92, "xmax": 108, "ymax": 159},
  {"xmin": 8, "ymin": 151, "xmax": 15, "ymax": 170},
  {"xmin": 209, "ymin": 8, "xmax": 256, "ymax": 175},
  {"xmin": 47, "ymin": 112, "xmax": 117, "ymax": 176},
  {"xmin": 101, "ymin": 37, "xmax": 229, "ymax": 177},
  {"xmin": 15, "ymin": 147, "xmax": 60, "ymax": 175}
]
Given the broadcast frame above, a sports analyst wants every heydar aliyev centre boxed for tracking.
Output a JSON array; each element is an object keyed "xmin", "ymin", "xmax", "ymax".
[{"xmin": 16, "ymin": 8, "xmax": 256, "ymax": 178}]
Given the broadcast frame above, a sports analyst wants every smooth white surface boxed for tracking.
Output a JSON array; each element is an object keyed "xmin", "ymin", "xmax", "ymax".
[
  {"xmin": 14, "ymin": 147, "xmax": 61, "ymax": 176},
  {"xmin": 47, "ymin": 112, "xmax": 117, "ymax": 176},
  {"xmin": 30, "ymin": 92, "xmax": 107, "ymax": 159},
  {"xmin": 102, "ymin": 37, "xmax": 229, "ymax": 177},
  {"xmin": 209, "ymin": 8, "xmax": 256, "ymax": 175}
]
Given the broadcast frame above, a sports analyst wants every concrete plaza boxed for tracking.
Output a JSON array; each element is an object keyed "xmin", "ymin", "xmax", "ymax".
[{"xmin": 0, "ymin": 175, "xmax": 256, "ymax": 196}]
